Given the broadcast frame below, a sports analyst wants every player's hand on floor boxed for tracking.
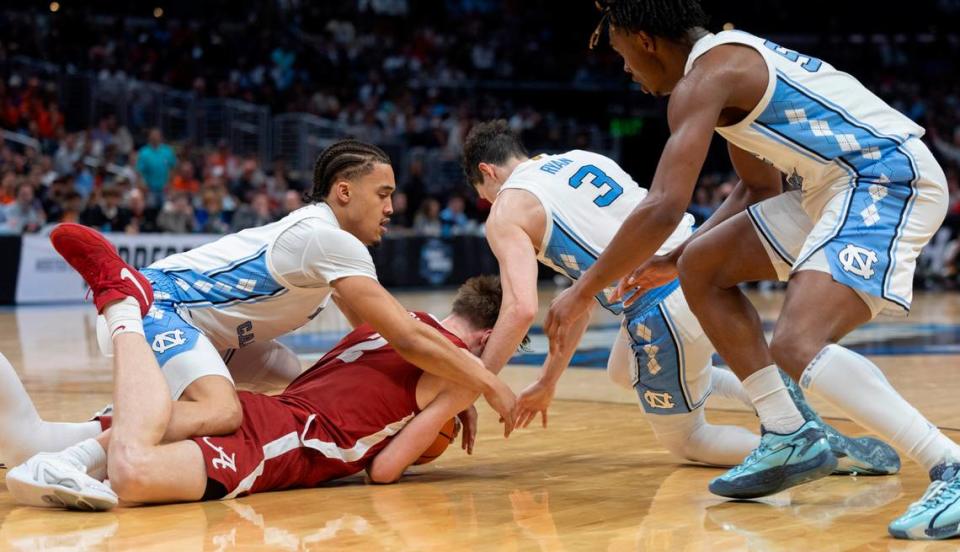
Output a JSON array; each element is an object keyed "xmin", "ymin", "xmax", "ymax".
[
  {"xmin": 610, "ymin": 254, "xmax": 679, "ymax": 307},
  {"xmin": 457, "ymin": 405, "xmax": 478, "ymax": 454},
  {"xmin": 515, "ymin": 379, "xmax": 555, "ymax": 429},
  {"xmin": 483, "ymin": 378, "xmax": 517, "ymax": 438}
]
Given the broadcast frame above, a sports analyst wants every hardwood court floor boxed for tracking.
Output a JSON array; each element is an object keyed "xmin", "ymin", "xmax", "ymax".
[{"xmin": 0, "ymin": 289, "xmax": 959, "ymax": 551}]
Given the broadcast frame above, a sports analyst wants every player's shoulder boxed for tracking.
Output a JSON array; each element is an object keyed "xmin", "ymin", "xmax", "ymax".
[{"xmin": 283, "ymin": 205, "xmax": 368, "ymax": 250}]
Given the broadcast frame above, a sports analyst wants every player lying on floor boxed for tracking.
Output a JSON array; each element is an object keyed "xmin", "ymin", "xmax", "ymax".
[
  {"xmin": 462, "ymin": 120, "xmax": 900, "ymax": 473},
  {"xmin": 4, "ymin": 232, "xmax": 512, "ymax": 510}
]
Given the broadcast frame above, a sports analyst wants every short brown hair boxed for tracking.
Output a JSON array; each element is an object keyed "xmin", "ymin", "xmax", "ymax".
[{"xmin": 452, "ymin": 275, "xmax": 530, "ymax": 349}]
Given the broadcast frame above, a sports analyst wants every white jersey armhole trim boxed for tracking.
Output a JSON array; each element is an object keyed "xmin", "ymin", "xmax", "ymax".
[{"xmin": 686, "ymin": 33, "xmax": 777, "ymax": 133}]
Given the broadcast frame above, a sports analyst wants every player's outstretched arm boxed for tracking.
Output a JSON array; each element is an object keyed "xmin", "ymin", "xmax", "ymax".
[
  {"xmin": 612, "ymin": 142, "xmax": 783, "ymax": 303},
  {"xmin": 367, "ymin": 387, "xmax": 475, "ymax": 483},
  {"xmin": 544, "ymin": 67, "xmax": 729, "ymax": 352},
  {"xmin": 481, "ymin": 198, "xmax": 541, "ymax": 374},
  {"xmin": 333, "ymin": 275, "xmax": 517, "ymax": 436},
  {"xmin": 516, "ymin": 307, "xmax": 592, "ymax": 429}
]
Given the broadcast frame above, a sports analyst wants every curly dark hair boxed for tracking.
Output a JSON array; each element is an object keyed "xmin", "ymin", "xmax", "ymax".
[
  {"xmin": 461, "ymin": 120, "xmax": 529, "ymax": 187},
  {"xmin": 452, "ymin": 274, "xmax": 530, "ymax": 349},
  {"xmin": 309, "ymin": 139, "xmax": 391, "ymax": 202},
  {"xmin": 590, "ymin": 0, "xmax": 709, "ymax": 48}
]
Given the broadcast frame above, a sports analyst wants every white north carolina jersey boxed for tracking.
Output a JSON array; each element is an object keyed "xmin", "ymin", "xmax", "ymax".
[
  {"xmin": 147, "ymin": 202, "xmax": 377, "ymax": 350},
  {"xmin": 500, "ymin": 150, "xmax": 694, "ymax": 315},
  {"xmin": 686, "ymin": 31, "xmax": 924, "ymax": 193}
]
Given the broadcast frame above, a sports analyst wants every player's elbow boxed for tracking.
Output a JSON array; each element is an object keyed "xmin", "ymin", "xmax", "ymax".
[
  {"xmin": 506, "ymin": 300, "xmax": 537, "ymax": 327},
  {"xmin": 647, "ymin": 199, "xmax": 686, "ymax": 229},
  {"xmin": 216, "ymin": 399, "xmax": 244, "ymax": 434},
  {"xmin": 367, "ymin": 461, "xmax": 403, "ymax": 485}
]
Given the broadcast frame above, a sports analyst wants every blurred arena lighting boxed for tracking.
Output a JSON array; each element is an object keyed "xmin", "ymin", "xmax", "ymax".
[
  {"xmin": 153, "ymin": 6, "xmax": 164, "ymax": 18},
  {"xmin": 49, "ymin": 2, "xmax": 59, "ymax": 12},
  {"xmin": 723, "ymin": 22, "xmax": 735, "ymax": 30}
]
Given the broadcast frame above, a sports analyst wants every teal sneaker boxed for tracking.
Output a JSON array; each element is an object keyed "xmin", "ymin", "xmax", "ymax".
[
  {"xmin": 889, "ymin": 463, "xmax": 960, "ymax": 540},
  {"xmin": 780, "ymin": 371, "xmax": 900, "ymax": 476},
  {"xmin": 709, "ymin": 420, "xmax": 837, "ymax": 499}
]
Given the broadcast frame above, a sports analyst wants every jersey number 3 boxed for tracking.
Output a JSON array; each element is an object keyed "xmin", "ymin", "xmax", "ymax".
[{"xmin": 568, "ymin": 165, "xmax": 623, "ymax": 207}]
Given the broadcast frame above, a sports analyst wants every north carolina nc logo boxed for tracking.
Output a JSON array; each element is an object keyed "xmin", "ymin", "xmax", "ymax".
[
  {"xmin": 643, "ymin": 390, "xmax": 675, "ymax": 409},
  {"xmin": 151, "ymin": 329, "xmax": 186, "ymax": 354},
  {"xmin": 838, "ymin": 244, "xmax": 878, "ymax": 280}
]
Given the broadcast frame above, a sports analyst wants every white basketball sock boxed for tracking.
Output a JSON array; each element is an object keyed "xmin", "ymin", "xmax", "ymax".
[
  {"xmin": 60, "ymin": 438, "xmax": 108, "ymax": 481},
  {"xmin": 649, "ymin": 409, "xmax": 760, "ymax": 467},
  {"xmin": 742, "ymin": 364, "xmax": 805, "ymax": 434},
  {"xmin": 710, "ymin": 367, "xmax": 753, "ymax": 408},
  {"xmin": 0, "ymin": 354, "xmax": 103, "ymax": 466},
  {"xmin": 801, "ymin": 344, "xmax": 960, "ymax": 472},
  {"xmin": 104, "ymin": 296, "xmax": 144, "ymax": 338}
]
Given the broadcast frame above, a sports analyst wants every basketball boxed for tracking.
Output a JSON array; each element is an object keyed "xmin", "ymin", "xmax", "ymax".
[{"xmin": 414, "ymin": 418, "xmax": 458, "ymax": 465}]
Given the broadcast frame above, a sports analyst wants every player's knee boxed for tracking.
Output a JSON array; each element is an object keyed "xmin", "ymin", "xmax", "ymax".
[
  {"xmin": 108, "ymin": 446, "xmax": 155, "ymax": 502},
  {"xmin": 769, "ymin": 331, "xmax": 822, "ymax": 377},
  {"xmin": 676, "ymin": 245, "xmax": 715, "ymax": 292}
]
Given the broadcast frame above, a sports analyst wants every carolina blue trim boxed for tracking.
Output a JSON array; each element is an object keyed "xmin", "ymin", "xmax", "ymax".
[
  {"xmin": 143, "ymin": 248, "xmax": 287, "ymax": 308},
  {"xmin": 659, "ymin": 302, "xmax": 698, "ymax": 410},
  {"xmin": 162, "ymin": 245, "xmax": 270, "ymax": 278},
  {"xmin": 747, "ymin": 204, "xmax": 795, "ymax": 265},
  {"xmin": 750, "ymin": 122, "xmax": 830, "ymax": 165},
  {"xmin": 776, "ymin": 70, "xmax": 905, "ymax": 144},
  {"xmin": 882, "ymin": 144, "xmax": 920, "ymax": 309},
  {"xmin": 553, "ymin": 217, "xmax": 601, "ymax": 257}
]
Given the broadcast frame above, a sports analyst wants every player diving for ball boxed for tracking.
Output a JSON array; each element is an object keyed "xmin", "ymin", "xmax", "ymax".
[
  {"xmin": 542, "ymin": 0, "xmax": 960, "ymax": 540},
  {"xmin": 1, "ymin": 226, "xmax": 510, "ymax": 509},
  {"xmin": 462, "ymin": 119, "xmax": 897, "ymax": 471},
  {"xmin": 22, "ymin": 139, "xmax": 516, "ymax": 467}
]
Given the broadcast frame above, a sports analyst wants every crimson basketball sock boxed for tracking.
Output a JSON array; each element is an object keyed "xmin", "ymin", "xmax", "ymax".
[
  {"xmin": 801, "ymin": 344, "xmax": 960, "ymax": 472},
  {"xmin": 104, "ymin": 296, "xmax": 144, "ymax": 338},
  {"xmin": 60, "ymin": 439, "xmax": 108, "ymax": 481},
  {"xmin": 742, "ymin": 364, "xmax": 805, "ymax": 434},
  {"xmin": 0, "ymin": 354, "xmax": 103, "ymax": 466}
]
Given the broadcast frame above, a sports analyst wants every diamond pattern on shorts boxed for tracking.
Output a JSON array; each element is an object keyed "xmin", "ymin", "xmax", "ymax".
[
  {"xmin": 835, "ymin": 133, "xmax": 861, "ymax": 152},
  {"xmin": 235, "ymin": 279, "xmax": 256, "ymax": 293},
  {"xmin": 869, "ymin": 184, "xmax": 888, "ymax": 202},
  {"xmin": 635, "ymin": 324, "xmax": 652, "ymax": 342},
  {"xmin": 785, "ymin": 108, "xmax": 808, "ymax": 123},
  {"xmin": 809, "ymin": 119, "xmax": 832, "ymax": 136},
  {"xmin": 860, "ymin": 204, "xmax": 880, "ymax": 227},
  {"xmin": 862, "ymin": 146, "xmax": 881, "ymax": 160},
  {"xmin": 193, "ymin": 280, "xmax": 213, "ymax": 293},
  {"xmin": 559, "ymin": 253, "xmax": 580, "ymax": 271}
]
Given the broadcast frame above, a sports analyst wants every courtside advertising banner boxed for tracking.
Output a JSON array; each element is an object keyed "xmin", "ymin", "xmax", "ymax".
[{"xmin": 16, "ymin": 233, "xmax": 217, "ymax": 304}]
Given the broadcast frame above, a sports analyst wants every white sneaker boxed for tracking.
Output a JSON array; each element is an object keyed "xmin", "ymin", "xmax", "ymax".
[{"xmin": 6, "ymin": 452, "xmax": 117, "ymax": 511}]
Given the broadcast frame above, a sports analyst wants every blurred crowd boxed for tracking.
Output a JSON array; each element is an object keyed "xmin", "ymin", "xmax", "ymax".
[{"xmin": 1, "ymin": 0, "xmax": 960, "ymax": 284}]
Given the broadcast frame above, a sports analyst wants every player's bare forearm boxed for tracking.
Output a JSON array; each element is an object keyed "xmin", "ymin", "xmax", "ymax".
[
  {"xmin": 540, "ymin": 309, "xmax": 591, "ymax": 385},
  {"xmin": 367, "ymin": 389, "xmax": 468, "ymax": 483},
  {"xmin": 482, "ymin": 307, "xmax": 535, "ymax": 375},
  {"xmin": 335, "ymin": 276, "xmax": 499, "ymax": 394},
  {"xmin": 574, "ymin": 194, "xmax": 688, "ymax": 300},
  {"xmin": 397, "ymin": 323, "xmax": 498, "ymax": 394},
  {"xmin": 482, "ymin": 209, "xmax": 541, "ymax": 373}
]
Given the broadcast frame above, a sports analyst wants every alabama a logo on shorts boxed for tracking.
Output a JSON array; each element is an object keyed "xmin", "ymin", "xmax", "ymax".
[
  {"xmin": 838, "ymin": 244, "xmax": 878, "ymax": 280},
  {"xmin": 643, "ymin": 390, "xmax": 675, "ymax": 409},
  {"xmin": 151, "ymin": 329, "xmax": 187, "ymax": 354},
  {"xmin": 202, "ymin": 437, "xmax": 237, "ymax": 472}
]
